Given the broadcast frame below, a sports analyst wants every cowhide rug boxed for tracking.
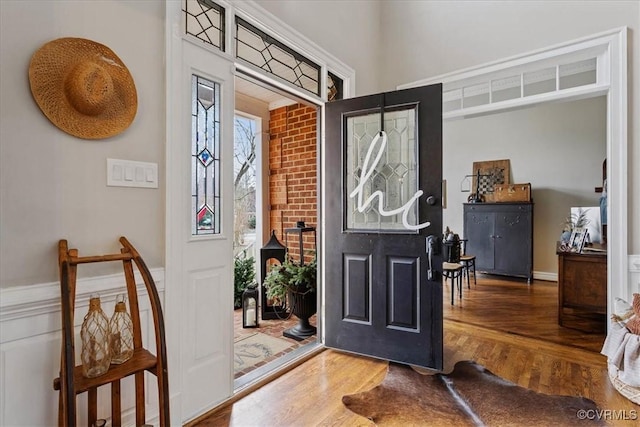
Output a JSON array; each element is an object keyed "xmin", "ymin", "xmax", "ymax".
[{"xmin": 342, "ymin": 361, "xmax": 605, "ymax": 426}]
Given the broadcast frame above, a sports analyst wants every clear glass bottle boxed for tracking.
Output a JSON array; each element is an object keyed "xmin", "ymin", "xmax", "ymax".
[
  {"xmin": 109, "ymin": 293, "xmax": 134, "ymax": 364},
  {"xmin": 80, "ymin": 294, "xmax": 111, "ymax": 377}
]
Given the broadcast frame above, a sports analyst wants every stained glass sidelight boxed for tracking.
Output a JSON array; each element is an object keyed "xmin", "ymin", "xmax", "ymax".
[
  {"xmin": 235, "ymin": 17, "xmax": 321, "ymax": 96},
  {"xmin": 184, "ymin": 0, "xmax": 225, "ymax": 51},
  {"xmin": 345, "ymin": 108, "xmax": 419, "ymax": 232},
  {"xmin": 192, "ymin": 75, "xmax": 221, "ymax": 235}
]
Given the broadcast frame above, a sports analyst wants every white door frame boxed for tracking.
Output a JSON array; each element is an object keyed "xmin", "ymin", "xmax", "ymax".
[
  {"xmin": 166, "ymin": 1, "xmax": 238, "ymax": 422},
  {"xmin": 165, "ymin": 1, "xmax": 355, "ymax": 423},
  {"xmin": 399, "ymin": 27, "xmax": 629, "ymax": 317}
]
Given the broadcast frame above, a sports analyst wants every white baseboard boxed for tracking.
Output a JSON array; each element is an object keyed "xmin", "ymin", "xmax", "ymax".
[{"xmin": 533, "ymin": 271, "xmax": 558, "ymax": 282}]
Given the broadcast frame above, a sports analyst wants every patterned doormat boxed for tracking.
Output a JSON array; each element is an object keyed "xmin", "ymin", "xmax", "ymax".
[{"xmin": 234, "ymin": 332, "xmax": 293, "ymax": 373}]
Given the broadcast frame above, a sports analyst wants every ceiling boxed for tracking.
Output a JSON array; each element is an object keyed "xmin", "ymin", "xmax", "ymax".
[{"xmin": 235, "ymin": 76, "xmax": 298, "ymax": 110}]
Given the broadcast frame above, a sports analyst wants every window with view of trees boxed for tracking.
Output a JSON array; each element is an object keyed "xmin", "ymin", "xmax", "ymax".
[{"xmin": 234, "ymin": 115, "xmax": 258, "ymax": 255}]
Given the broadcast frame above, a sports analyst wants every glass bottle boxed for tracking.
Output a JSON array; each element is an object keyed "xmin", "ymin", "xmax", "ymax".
[
  {"xmin": 109, "ymin": 293, "xmax": 134, "ymax": 364},
  {"xmin": 80, "ymin": 294, "xmax": 111, "ymax": 377}
]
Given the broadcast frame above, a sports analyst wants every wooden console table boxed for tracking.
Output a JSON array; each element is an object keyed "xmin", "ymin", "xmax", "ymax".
[{"xmin": 556, "ymin": 242, "xmax": 607, "ymax": 333}]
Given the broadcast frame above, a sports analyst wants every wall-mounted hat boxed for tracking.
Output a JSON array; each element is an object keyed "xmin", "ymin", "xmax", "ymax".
[{"xmin": 28, "ymin": 37, "xmax": 137, "ymax": 140}]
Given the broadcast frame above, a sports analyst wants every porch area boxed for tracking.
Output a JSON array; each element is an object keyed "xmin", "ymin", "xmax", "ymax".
[{"xmin": 233, "ymin": 308, "xmax": 317, "ymax": 379}]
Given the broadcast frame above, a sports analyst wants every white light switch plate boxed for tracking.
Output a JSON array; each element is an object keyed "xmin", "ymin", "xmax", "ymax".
[{"xmin": 107, "ymin": 158, "xmax": 158, "ymax": 188}]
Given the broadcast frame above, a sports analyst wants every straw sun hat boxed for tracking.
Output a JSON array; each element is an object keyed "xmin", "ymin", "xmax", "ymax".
[{"xmin": 28, "ymin": 37, "xmax": 137, "ymax": 140}]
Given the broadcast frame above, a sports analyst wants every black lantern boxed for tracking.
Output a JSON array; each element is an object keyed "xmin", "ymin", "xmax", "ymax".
[
  {"xmin": 284, "ymin": 221, "xmax": 317, "ymax": 265},
  {"xmin": 259, "ymin": 231, "xmax": 287, "ymax": 320},
  {"xmin": 242, "ymin": 284, "xmax": 259, "ymax": 328}
]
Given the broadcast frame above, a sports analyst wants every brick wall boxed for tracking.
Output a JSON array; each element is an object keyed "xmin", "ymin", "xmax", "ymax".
[{"xmin": 269, "ymin": 104, "xmax": 317, "ymax": 263}]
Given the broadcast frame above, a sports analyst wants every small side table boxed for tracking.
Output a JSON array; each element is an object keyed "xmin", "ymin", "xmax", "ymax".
[{"xmin": 556, "ymin": 242, "xmax": 607, "ymax": 333}]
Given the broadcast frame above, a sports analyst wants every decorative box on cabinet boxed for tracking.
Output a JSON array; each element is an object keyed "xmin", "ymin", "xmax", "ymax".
[{"xmin": 463, "ymin": 202, "xmax": 533, "ymax": 283}]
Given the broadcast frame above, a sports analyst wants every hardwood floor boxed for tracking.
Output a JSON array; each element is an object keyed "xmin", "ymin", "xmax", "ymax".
[
  {"xmin": 443, "ymin": 274, "xmax": 605, "ymax": 353},
  {"xmin": 192, "ymin": 275, "xmax": 636, "ymax": 426}
]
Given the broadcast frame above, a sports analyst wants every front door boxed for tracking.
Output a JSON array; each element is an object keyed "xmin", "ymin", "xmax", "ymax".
[{"xmin": 325, "ymin": 85, "xmax": 443, "ymax": 369}]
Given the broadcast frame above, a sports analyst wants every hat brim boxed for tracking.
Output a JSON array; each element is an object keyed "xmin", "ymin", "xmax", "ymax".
[{"xmin": 29, "ymin": 37, "xmax": 137, "ymax": 140}]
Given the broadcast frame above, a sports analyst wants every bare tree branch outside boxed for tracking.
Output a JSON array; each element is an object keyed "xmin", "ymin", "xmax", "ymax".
[{"xmin": 234, "ymin": 116, "xmax": 257, "ymax": 254}]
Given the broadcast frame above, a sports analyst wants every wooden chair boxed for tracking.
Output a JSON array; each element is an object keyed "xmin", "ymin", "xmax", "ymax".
[
  {"xmin": 460, "ymin": 239, "xmax": 476, "ymax": 289},
  {"xmin": 443, "ymin": 262, "xmax": 464, "ymax": 305}
]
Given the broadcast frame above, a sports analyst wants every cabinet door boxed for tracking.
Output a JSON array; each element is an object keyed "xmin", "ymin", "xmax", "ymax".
[
  {"xmin": 464, "ymin": 209, "xmax": 494, "ymax": 271},
  {"xmin": 494, "ymin": 209, "xmax": 531, "ymax": 276}
]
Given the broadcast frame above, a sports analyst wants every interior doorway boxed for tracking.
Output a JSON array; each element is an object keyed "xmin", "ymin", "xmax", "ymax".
[{"xmin": 233, "ymin": 75, "xmax": 322, "ymax": 389}]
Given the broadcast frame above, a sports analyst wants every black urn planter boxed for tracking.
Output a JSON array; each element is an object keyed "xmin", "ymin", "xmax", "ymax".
[{"xmin": 283, "ymin": 288, "xmax": 317, "ymax": 341}]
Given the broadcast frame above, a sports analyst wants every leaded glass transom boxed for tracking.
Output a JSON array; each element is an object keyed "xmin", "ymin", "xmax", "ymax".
[
  {"xmin": 345, "ymin": 108, "xmax": 418, "ymax": 232},
  {"xmin": 327, "ymin": 71, "xmax": 343, "ymax": 101},
  {"xmin": 192, "ymin": 75, "xmax": 221, "ymax": 235},
  {"xmin": 235, "ymin": 17, "xmax": 320, "ymax": 96},
  {"xmin": 184, "ymin": 0, "xmax": 225, "ymax": 51}
]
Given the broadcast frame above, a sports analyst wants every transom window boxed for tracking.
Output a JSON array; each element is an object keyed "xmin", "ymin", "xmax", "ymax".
[
  {"xmin": 184, "ymin": 0, "xmax": 225, "ymax": 51},
  {"xmin": 235, "ymin": 16, "xmax": 321, "ymax": 96},
  {"xmin": 327, "ymin": 71, "xmax": 343, "ymax": 101}
]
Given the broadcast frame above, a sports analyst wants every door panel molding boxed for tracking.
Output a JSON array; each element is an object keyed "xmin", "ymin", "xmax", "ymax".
[
  {"xmin": 343, "ymin": 253, "xmax": 372, "ymax": 324},
  {"xmin": 387, "ymin": 256, "xmax": 419, "ymax": 331}
]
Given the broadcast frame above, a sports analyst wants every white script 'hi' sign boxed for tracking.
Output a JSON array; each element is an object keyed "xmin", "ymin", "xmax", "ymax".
[{"xmin": 349, "ymin": 131, "xmax": 431, "ymax": 231}]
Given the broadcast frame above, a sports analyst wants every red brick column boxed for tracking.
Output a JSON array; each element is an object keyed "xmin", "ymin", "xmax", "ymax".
[{"xmin": 269, "ymin": 104, "xmax": 318, "ymax": 262}]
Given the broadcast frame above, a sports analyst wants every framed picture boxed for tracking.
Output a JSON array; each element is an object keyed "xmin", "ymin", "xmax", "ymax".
[
  {"xmin": 569, "ymin": 227, "xmax": 588, "ymax": 253},
  {"xmin": 472, "ymin": 159, "xmax": 510, "ymax": 202}
]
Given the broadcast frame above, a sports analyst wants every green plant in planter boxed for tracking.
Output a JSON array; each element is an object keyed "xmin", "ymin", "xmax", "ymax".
[
  {"xmin": 263, "ymin": 253, "xmax": 317, "ymax": 306},
  {"xmin": 234, "ymin": 251, "xmax": 256, "ymax": 309}
]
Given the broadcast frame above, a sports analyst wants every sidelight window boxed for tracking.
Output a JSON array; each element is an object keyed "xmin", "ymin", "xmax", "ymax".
[{"xmin": 191, "ymin": 75, "xmax": 222, "ymax": 235}]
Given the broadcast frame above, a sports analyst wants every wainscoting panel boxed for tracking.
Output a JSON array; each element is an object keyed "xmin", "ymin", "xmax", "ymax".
[
  {"xmin": 0, "ymin": 268, "xmax": 164, "ymax": 426},
  {"xmin": 629, "ymin": 255, "xmax": 640, "ymax": 298}
]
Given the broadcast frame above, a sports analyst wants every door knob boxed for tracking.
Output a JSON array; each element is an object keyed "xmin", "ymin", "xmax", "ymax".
[{"xmin": 426, "ymin": 195, "xmax": 437, "ymax": 206}]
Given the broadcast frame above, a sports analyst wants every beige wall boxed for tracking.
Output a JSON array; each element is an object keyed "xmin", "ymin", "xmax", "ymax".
[
  {"xmin": 444, "ymin": 96, "xmax": 607, "ymax": 276},
  {"xmin": 0, "ymin": 1, "xmax": 166, "ymax": 287},
  {"xmin": 1, "ymin": 0, "xmax": 637, "ymax": 290},
  {"xmin": 379, "ymin": 0, "xmax": 640, "ymax": 255}
]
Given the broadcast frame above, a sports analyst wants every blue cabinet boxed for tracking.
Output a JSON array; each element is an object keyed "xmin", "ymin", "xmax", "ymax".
[{"xmin": 463, "ymin": 202, "xmax": 533, "ymax": 283}]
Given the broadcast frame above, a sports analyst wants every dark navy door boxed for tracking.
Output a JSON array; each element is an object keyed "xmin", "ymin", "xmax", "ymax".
[{"xmin": 325, "ymin": 84, "xmax": 443, "ymax": 369}]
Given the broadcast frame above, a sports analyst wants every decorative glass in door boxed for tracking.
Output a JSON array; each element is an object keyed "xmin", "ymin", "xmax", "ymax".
[
  {"xmin": 191, "ymin": 75, "xmax": 221, "ymax": 235},
  {"xmin": 345, "ymin": 107, "xmax": 418, "ymax": 232}
]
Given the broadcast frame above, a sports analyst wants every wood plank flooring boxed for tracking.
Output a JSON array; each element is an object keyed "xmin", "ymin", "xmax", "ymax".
[{"xmin": 192, "ymin": 275, "xmax": 636, "ymax": 426}]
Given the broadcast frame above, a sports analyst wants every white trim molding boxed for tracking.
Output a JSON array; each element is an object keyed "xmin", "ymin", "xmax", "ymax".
[
  {"xmin": 0, "ymin": 268, "xmax": 165, "ymax": 426},
  {"xmin": 629, "ymin": 255, "xmax": 640, "ymax": 297},
  {"xmin": 400, "ymin": 27, "xmax": 628, "ymax": 324}
]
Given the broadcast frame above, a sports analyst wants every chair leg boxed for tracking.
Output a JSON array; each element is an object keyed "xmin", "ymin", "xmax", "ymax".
[
  {"xmin": 472, "ymin": 261, "xmax": 476, "ymax": 285},
  {"xmin": 450, "ymin": 275, "xmax": 454, "ymax": 305},
  {"xmin": 465, "ymin": 262, "xmax": 470, "ymax": 289}
]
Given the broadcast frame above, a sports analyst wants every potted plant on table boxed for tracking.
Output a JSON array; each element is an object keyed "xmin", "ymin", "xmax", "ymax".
[{"xmin": 263, "ymin": 252, "xmax": 317, "ymax": 340}]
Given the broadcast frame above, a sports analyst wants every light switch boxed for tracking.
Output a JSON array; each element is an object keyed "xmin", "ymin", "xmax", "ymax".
[
  {"xmin": 124, "ymin": 166, "xmax": 134, "ymax": 181},
  {"xmin": 112, "ymin": 164, "xmax": 123, "ymax": 181},
  {"xmin": 107, "ymin": 158, "xmax": 158, "ymax": 188}
]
